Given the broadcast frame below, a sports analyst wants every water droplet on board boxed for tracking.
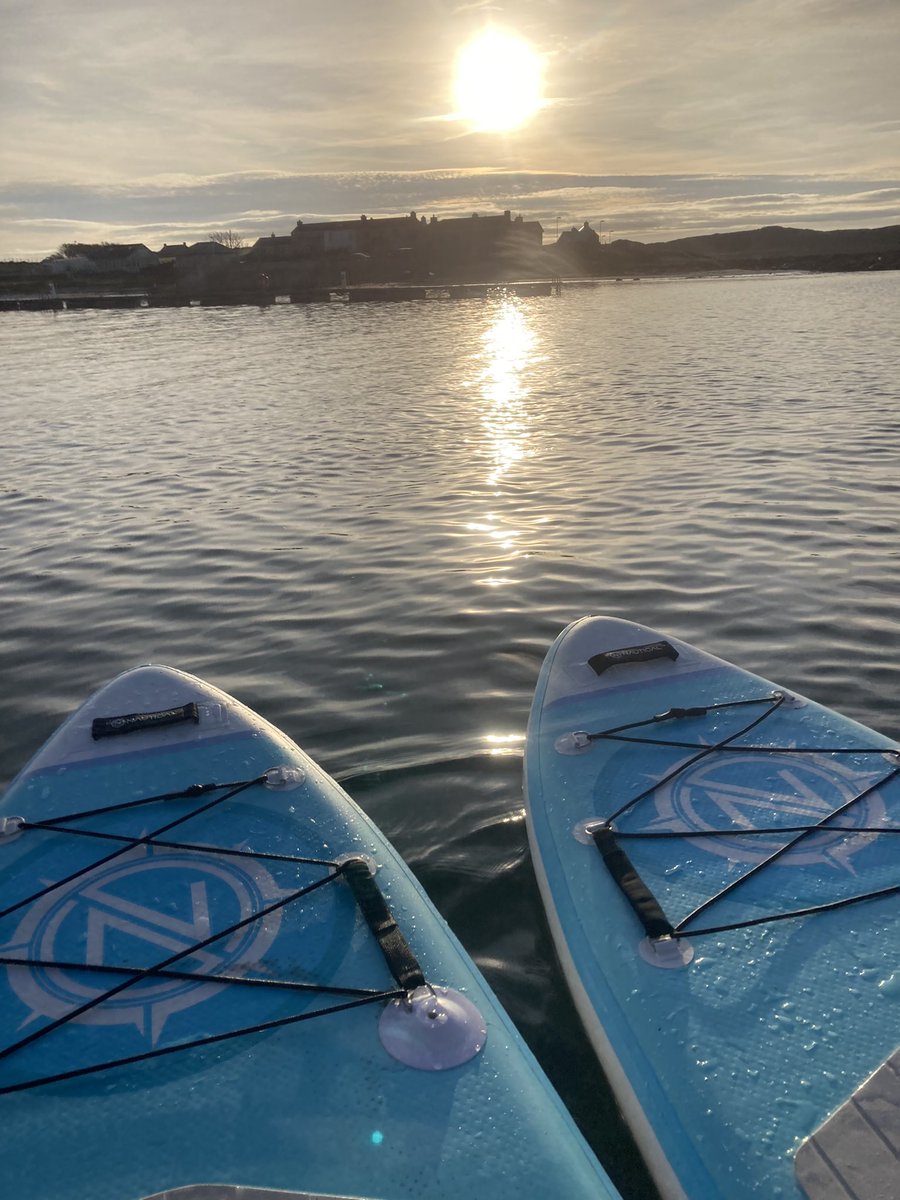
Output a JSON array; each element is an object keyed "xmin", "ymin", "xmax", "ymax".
[{"xmin": 878, "ymin": 972, "xmax": 900, "ymax": 999}]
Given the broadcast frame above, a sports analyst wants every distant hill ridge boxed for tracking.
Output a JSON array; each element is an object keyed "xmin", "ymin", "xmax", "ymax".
[
  {"xmin": 597, "ymin": 224, "xmax": 900, "ymax": 273},
  {"xmin": 663, "ymin": 224, "xmax": 900, "ymax": 257}
]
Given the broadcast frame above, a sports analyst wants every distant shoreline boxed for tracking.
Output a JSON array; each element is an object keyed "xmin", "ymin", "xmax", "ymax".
[
  {"xmin": 3, "ymin": 266, "xmax": 897, "ymax": 315},
  {"xmin": 1, "ymin": 220, "xmax": 897, "ymax": 313}
]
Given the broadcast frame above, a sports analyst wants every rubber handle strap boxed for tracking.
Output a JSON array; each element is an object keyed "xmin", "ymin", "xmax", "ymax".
[
  {"xmin": 91, "ymin": 702, "xmax": 200, "ymax": 740},
  {"xmin": 341, "ymin": 859, "xmax": 426, "ymax": 992},
  {"xmin": 588, "ymin": 640, "xmax": 678, "ymax": 677},
  {"xmin": 591, "ymin": 825, "xmax": 674, "ymax": 939}
]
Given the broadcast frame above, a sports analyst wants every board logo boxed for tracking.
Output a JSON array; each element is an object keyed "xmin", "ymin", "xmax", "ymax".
[
  {"xmin": 649, "ymin": 752, "xmax": 887, "ymax": 869},
  {"xmin": 3, "ymin": 843, "xmax": 294, "ymax": 1045}
]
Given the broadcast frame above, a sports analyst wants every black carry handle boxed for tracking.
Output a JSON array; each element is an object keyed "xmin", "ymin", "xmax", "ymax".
[
  {"xmin": 92, "ymin": 702, "xmax": 200, "ymax": 740},
  {"xmin": 589, "ymin": 640, "xmax": 678, "ymax": 677},
  {"xmin": 591, "ymin": 824, "xmax": 674, "ymax": 939},
  {"xmin": 341, "ymin": 858, "xmax": 426, "ymax": 992}
]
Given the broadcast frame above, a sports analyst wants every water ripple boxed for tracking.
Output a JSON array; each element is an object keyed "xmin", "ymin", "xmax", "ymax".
[{"xmin": 2, "ymin": 274, "xmax": 899, "ymax": 1198}]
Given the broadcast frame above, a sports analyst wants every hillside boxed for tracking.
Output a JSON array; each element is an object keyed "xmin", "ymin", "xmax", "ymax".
[{"xmin": 553, "ymin": 224, "xmax": 900, "ymax": 276}]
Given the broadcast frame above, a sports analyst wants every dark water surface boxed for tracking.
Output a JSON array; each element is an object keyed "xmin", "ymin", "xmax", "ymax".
[{"xmin": 2, "ymin": 272, "xmax": 899, "ymax": 1197}]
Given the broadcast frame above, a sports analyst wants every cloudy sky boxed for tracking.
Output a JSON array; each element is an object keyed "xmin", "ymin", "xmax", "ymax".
[{"xmin": 2, "ymin": 0, "xmax": 898, "ymax": 259}]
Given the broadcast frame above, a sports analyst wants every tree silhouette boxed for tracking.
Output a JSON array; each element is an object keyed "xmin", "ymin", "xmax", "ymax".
[{"xmin": 208, "ymin": 231, "xmax": 246, "ymax": 249}]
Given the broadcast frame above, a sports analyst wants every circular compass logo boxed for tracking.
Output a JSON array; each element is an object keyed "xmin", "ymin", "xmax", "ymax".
[
  {"xmin": 650, "ymin": 752, "xmax": 887, "ymax": 869},
  {"xmin": 3, "ymin": 843, "xmax": 294, "ymax": 1046}
]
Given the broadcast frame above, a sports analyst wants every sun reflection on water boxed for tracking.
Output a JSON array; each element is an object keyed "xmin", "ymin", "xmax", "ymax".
[
  {"xmin": 481, "ymin": 732, "xmax": 526, "ymax": 758},
  {"xmin": 478, "ymin": 299, "xmax": 537, "ymax": 489},
  {"xmin": 461, "ymin": 298, "xmax": 541, "ymax": 589}
]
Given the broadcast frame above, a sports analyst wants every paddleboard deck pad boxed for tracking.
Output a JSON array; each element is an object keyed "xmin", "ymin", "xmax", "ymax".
[
  {"xmin": 525, "ymin": 616, "xmax": 899, "ymax": 1200},
  {"xmin": 0, "ymin": 665, "xmax": 619, "ymax": 1200}
]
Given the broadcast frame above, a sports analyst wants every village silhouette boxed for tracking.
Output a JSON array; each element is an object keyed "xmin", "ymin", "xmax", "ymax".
[{"xmin": 1, "ymin": 210, "xmax": 897, "ymax": 311}]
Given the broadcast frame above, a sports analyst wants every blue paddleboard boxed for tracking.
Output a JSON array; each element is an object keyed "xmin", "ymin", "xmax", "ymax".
[
  {"xmin": 0, "ymin": 665, "xmax": 620, "ymax": 1200},
  {"xmin": 525, "ymin": 616, "xmax": 899, "ymax": 1200}
]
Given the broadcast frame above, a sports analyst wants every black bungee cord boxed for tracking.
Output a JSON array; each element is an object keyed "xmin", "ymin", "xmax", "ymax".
[
  {"xmin": 577, "ymin": 693, "xmax": 899, "ymax": 940},
  {"xmin": 0, "ymin": 774, "xmax": 418, "ymax": 1095}
]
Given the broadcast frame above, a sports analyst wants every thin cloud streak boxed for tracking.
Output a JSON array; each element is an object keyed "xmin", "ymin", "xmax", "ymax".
[{"xmin": 2, "ymin": 171, "xmax": 897, "ymax": 260}]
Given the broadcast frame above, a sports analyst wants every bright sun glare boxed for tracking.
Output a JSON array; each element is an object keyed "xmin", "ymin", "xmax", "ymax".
[{"xmin": 454, "ymin": 31, "xmax": 543, "ymax": 133}]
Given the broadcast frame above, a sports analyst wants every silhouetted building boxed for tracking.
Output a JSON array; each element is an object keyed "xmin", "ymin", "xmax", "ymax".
[
  {"xmin": 425, "ymin": 210, "xmax": 542, "ymax": 276},
  {"xmin": 552, "ymin": 221, "xmax": 603, "ymax": 274},
  {"xmin": 62, "ymin": 244, "xmax": 158, "ymax": 273},
  {"xmin": 557, "ymin": 222, "xmax": 600, "ymax": 251},
  {"xmin": 159, "ymin": 241, "xmax": 234, "ymax": 260},
  {"xmin": 289, "ymin": 213, "xmax": 425, "ymax": 257},
  {"xmin": 243, "ymin": 235, "xmax": 295, "ymax": 264}
]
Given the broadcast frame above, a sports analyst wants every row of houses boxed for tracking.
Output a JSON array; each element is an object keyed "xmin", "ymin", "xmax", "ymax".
[
  {"xmin": 17, "ymin": 210, "xmax": 542, "ymax": 281},
  {"xmin": 38, "ymin": 240, "xmax": 229, "ymax": 275},
  {"xmin": 1, "ymin": 211, "xmax": 615, "ymax": 299},
  {"xmin": 265, "ymin": 208, "xmax": 540, "ymax": 260}
]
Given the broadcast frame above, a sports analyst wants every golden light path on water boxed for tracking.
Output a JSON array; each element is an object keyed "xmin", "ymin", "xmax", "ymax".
[
  {"xmin": 467, "ymin": 299, "xmax": 540, "ymax": 763},
  {"xmin": 480, "ymin": 300, "xmax": 536, "ymax": 489},
  {"xmin": 466, "ymin": 299, "xmax": 538, "ymax": 574}
]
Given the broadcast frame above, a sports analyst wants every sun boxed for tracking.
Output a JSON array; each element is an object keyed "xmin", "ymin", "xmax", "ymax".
[{"xmin": 454, "ymin": 31, "xmax": 543, "ymax": 133}]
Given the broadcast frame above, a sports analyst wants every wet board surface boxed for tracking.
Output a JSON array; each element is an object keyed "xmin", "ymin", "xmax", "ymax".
[
  {"xmin": 0, "ymin": 665, "xmax": 619, "ymax": 1200},
  {"xmin": 524, "ymin": 616, "xmax": 900, "ymax": 1200}
]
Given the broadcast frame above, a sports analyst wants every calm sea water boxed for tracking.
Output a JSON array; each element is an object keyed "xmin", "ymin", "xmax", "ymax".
[{"xmin": 2, "ymin": 272, "xmax": 899, "ymax": 1197}]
